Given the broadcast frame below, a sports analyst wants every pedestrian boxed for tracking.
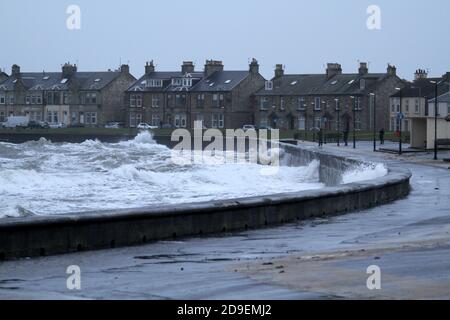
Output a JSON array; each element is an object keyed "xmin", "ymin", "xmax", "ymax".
[
  {"xmin": 379, "ymin": 128, "xmax": 385, "ymax": 145},
  {"xmin": 343, "ymin": 129, "xmax": 349, "ymax": 146},
  {"xmin": 318, "ymin": 128, "xmax": 324, "ymax": 147}
]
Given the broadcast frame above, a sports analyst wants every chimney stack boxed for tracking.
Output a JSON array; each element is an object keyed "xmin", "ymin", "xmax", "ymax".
[
  {"xmin": 249, "ymin": 58, "xmax": 259, "ymax": 74},
  {"xmin": 11, "ymin": 64, "xmax": 20, "ymax": 77},
  {"xmin": 358, "ymin": 62, "xmax": 369, "ymax": 75},
  {"xmin": 326, "ymin": 63, "xmax": 342, "ymax": 79},
  {"xmin": 204, "ymin": 60, "xmax": 224, "ymax": 77},
  {"xmin": 414, "ymin": 69, "xmax": 428, "ymax": 81},
  {"xmin": 182, "ymin": 61, "xmax": 195, "ymax": 74},
  {"xmin": 275, "ymin": 64, "xmax": 284, "ymax": 78},
  {"xmin": 387, "ymin": 64, "xmax": 397, "ymax": 76},
  {"xmin": 120, "ymin": 64, "xmax": 130, "ymax": 74},
  {"xmin": 145, "ymin": 61, "xmax": 155, "ymax": 74},
  {"xmin": 62, "ymin": 63, "xmax": 77, "ymax": 78}
]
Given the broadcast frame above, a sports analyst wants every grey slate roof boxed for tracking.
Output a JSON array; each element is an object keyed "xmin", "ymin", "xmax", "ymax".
[
  {"xmin": 429, "ymin": 91, "xmax": 450, "ymax": 103},
  {"xmin": 190, "ymin": 71, "xmax": 249, "ymax": 92},
  {"xmin": 126, "ymin": 70, "xmax": 250, "ymax": 93},
  {"xmin": 0, "ymin": 71, "xmax": 123, "ymax": 92},
  {"xmin": 256, "ymin": 72, "xmax": 391, "ymax": 97}
]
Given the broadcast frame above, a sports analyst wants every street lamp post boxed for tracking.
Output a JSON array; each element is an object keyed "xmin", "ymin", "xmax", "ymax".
[
  {"xmin": 350, "ymin": 96, "xmax": 356, "ymax": 149},
  {"xmin": 430, "ymin": 80, "xmax": 443, "ymax": 160},
  {"xmin": 370, "ymin": 93, "xmax": 376, "ymax": 152},
  {"xmin": 335, "ymin": 98, "xmax": 340, "ymax": 146},
  {"xmin": 395, "ymin": 88, "xmax": 403, "ymax": 155}
]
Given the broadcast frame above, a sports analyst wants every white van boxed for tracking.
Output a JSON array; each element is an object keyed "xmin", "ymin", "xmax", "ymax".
[{"xmin": 2, "ymin": 116, "xmax": 29, "ymax": 128}]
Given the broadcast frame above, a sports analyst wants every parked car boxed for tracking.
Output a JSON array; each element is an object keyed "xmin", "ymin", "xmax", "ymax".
[
  {"xmin": 105, "ymin": 122, "xmax": 121, "ymax": 129},
  {"xmin": 242, "ymin": 124, "xmax": 256, "ymax": 131},
  {"xmin": 28, "ymin": 120, "xmax": 50, "ymax": 129},
  {"xmin": 258, "ymin": 125, "xmax": 273, "ymax": 130},
  {"xmin": 137, "ymin": 122, "xmax": 152, "ymax": 130},
  {"xmin": 49, "ymin": 123, "xmax": 67, "ymax": 129}
]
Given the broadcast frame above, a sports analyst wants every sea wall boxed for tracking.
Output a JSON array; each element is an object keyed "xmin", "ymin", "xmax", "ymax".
[{"xmin": 0, "ymin": 143, "xmax": 411, "ymax": 260}]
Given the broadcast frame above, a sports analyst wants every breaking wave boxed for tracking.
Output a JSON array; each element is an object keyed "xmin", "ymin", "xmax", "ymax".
[{"xmin": 0, "ymin": 132, "xmax": 325, "ymax": 218}]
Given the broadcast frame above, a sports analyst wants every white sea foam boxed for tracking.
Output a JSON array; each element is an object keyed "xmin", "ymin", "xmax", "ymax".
[
  {"xmin": 342, "ymin": 163, "xmax": 388, "ymax": 184},
  {"xmin": 0, "ymin": 132, "xmax": 326, "ymax": 218}
]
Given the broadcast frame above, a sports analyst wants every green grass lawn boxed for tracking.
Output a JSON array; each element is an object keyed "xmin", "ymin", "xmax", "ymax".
[{"xmin": 0, "ymin": 127, "xmax": 411, "ymax": 143}]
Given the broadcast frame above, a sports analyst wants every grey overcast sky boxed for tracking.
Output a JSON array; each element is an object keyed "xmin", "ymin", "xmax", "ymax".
[{"xmin": 0, "ymin": 0, "xmax": 449, "ymax": 80}]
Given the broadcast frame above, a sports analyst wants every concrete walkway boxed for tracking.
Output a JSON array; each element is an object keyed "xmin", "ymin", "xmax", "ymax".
[{"xmin": 1, "ymin": 141, "xmax": 450, "ymax": 299}]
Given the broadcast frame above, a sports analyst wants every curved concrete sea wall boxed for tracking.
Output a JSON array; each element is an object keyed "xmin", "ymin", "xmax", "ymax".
[{"xmin": 0, "ymin": 144, "xmax": 411, "ymax": 260}]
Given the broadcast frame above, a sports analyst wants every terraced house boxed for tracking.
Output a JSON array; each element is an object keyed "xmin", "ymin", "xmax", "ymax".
[
  {"xmin": 254, "ymin": 62, "xmax": 403, "ymax": 133},
  {"xmin": 126, "ymin": 59, "xmax": 265, "ymax": 128},
  {"xmin": 0, "ymin": 63, "xmax": 135, "ymax": 126}
]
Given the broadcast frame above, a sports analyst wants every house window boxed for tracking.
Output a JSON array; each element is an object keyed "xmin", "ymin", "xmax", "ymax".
[
  {"xmin": 172, "ymin": 78, "xmax": 182, "ymax": 86},
  {"xmin": 260, "ymin": 114, "xmax": 268, "ymax": 127},
  {"xmin": 9, "ymin": 96, "xmax": 14, "ymax": 105},
  {"xmin": 47, "ymin": 92, "xmax": 61, "ymax": 105},
  {"xmin": 355, "ymin": 119, "xmax": 362, "ymax": 130},
  {"xmin": 26, "ymin": 95, "xmax": 31, "ymax": 104},
  {"xmin": 175, "ymin": 94, "xmax": 186, "ymax": 107},
  {"xmin": 415, "ymin": 99, "xmax": 420, "ymax": 114},
  {"xmin": 85, "ymin": 112, "xmax": 97, "ymax": 125},
  {"xmin": 354, "ymin": 97, "xmax": 362, "ymax": 110},
  {"xmin": 130, "ymin": 94, "xmax": 142, "ymax": 108},
  {"xmin": 146, "ymin": 79, "xmax": 163, "ymax": 87},
  {"xmin": 182, "ymin": 78, "xmax": 192, "ymax": 87},
  {"xmin": 0, "ymin": 111, "xmax": 5, "ymax": 122},
  {"xmin": 174, "ymin": 114, "xmax": 187, "ymax": 128},
  {"xmin": 405, "ymin": 100, "xmax": 409, "ymax": 112},
  {"xmin": 47, "ymin": 111, "xmax": 59, "ymax": 123},
  {"xmin": 265, "ymin": 81, "xmax": 273, "ymax": 91},
  {"xmin": 36, "ymin": 95, "xmax": 42, "ymax": 104},
  {"xmin": 314, "ymin": 117, "xmax": 322, "ymax": 128},
  {"xmin": 212, "ymin": 94, "xmax": 224, "ymax": 108},
  {"xmin": 260, "ymin": 97, "xmax": 269, "ymax": 110},
  {"xmin": 152, "ymin": 96, "xmax": 160, "ymax": 108},
  {"xmin": 197, "ymin": 94, "xmax": 205, "ymax": 107},
  {"xmin": 151, "ymin": 114, "xmax": 160, "ymax": 127},
  {"xmin": 280, "ymin": 97, "xmax": 285, "ymax": 110},
  {"xmin": 86, "ymin": 92, "xmax": 97, "ymax": 104},
  {"xmin": 298, "ymin": 116, "xmax": 306, "ymax": 130},
  {"xmin": 195, "ymin": 114, "xmax": 204, "ymax": 128},
  {"xmin": 447, "ymin": 103, "xmax": 450, "ymax": 115},
  {"xmin": 296, "ymin": 97, "xmax": 305, "ymax": 110},
  {"xmin": 212, "ymin": 114, "xmax": 224, "ymax": 128},
  {"xmin": 0, "ymin": 94, "xmax": 5, "ymax": 104},
  {"xmin": 63, "ymin": 92, "xmax": 70, "ymax": 105},
  {"xmin": 314, "ymin": 97, "xmax": 321, "ymax": 110}
]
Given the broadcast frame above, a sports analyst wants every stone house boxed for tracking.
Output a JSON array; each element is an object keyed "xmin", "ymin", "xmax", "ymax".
[
  {"xmin": 254, "ymin": 62, "xmax": 404, "ymax": 133},
  {"xmin": 0, "ymin": 63, "xmax": 136, "ymax": 126},
  {"xmin": 125, "ymin": 59, "xmax": 266, "ymax": 129}
]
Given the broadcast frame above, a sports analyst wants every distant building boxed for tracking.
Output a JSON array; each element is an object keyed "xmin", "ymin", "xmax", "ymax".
[
  {"xmin": 125, "ymin": 59, "xmax": 265, "ymax": 128},
  {"xmin": 0, "ymin": 63, "xmax": 136, "ymax": 126},
  {"xmin": 0, "ymin": 69, "xmax": 8, "ymax": 85},
  {"xmin": 254, "ymin": 62, "xmax": 403, "ymax": 133},
  {"xmin": 389, "ymin": 70, "xmax": 446, "ymax": 133}
]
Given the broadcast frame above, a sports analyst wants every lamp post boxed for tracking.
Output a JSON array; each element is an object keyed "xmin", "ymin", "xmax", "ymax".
[
  {"xmin": 369, "ymin": 93, "xmax": 376, "ymax": 152},
  {"xmin": 335, "ymin": 98, "xmax": 340, "ymax": 146},
  {"xmin": 350, "ymin": 96, "xmax": 356, "ymax": 149},
  {"xmin": 395, "ymin": 88, "xmax": 403, "ymax": 155},
  {"xmin": 312, "ymin": 101, "xmax": 316, "ymax": 142},
  {"xmin": 430, "ymin": 80, "xmax": 444, "ymax": 160}
]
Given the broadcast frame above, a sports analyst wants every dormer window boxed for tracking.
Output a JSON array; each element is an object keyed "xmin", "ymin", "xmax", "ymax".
[
  {"xmin": 182, "ymin": 78, "xmax": 192, "ymax": 87},
  {"xmin": 265, "ymin": 81, "xmax": 273, "ymax": 91},
  {"xmin": 290, "ymin": 81, "xmax": 298, "ymax": 86},
  {"xmin": 146, "ymin": 79, "xmax": 163, "ymax": 87},
  {"xmin": 172, "ymin": 78, "xmax": 182, "ymax": 86}
]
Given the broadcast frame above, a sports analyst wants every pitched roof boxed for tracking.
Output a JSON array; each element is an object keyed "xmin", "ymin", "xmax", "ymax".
[
  {"xmin": 190, "ymin": 71, "xmax": 249, "ymax": 92},
  {"xmin": 0, "ymin": 71, "xmax": 123, "ymax": 92},
  {"xmin": 390, "ymin": 77, "xmax": 443, "ymax": 98},
  {"xmin": 126, "ymin": 72, "xmax": 204, "ymax": 92},
  {"xmin": 255, "ymin": 72, "xmax": 391, "ymax": 97},
  {"xmin": 429, "ymin": 91, "xmax": 450, "ymax": 103}
]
